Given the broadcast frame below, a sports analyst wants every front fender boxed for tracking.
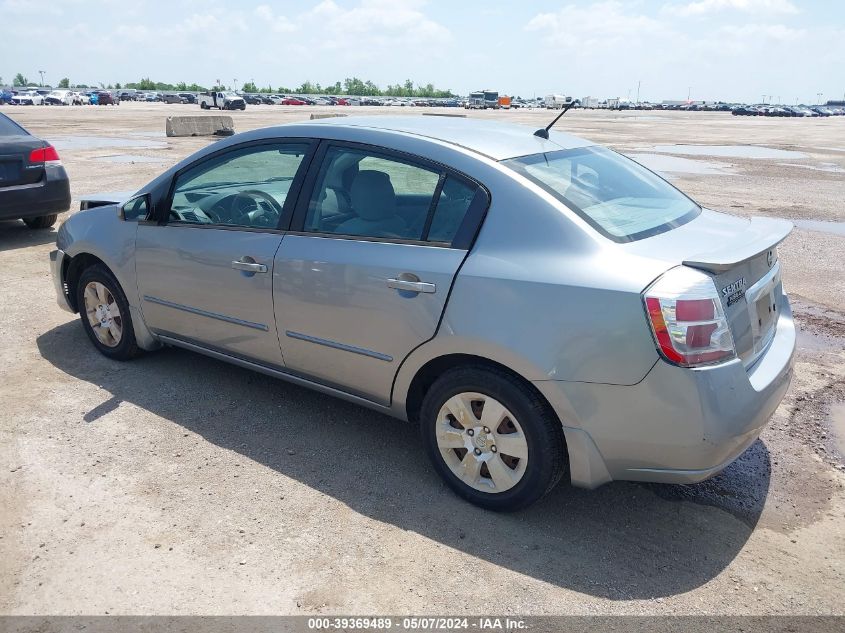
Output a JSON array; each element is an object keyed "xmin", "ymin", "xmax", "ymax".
[
  {"xmin": 58, "ymin": 209, "xmax": 161, "ymax": 351},
  {"xmin": 60, "ymin": 206, "xmax": 140, "ymax": 307}
]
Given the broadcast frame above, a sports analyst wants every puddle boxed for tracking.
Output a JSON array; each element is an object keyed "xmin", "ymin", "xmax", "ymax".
[
  {"xmin": 94, "ymin": 154, "xmax": 166, "ymax": 164},
  {"xmin": 627, "ymin": 153, "xmax": 734, "ymax": 175},
  {"xmin": 649, "ymin": 144, "xmax": 806, "ymax": 159},
  {"xmin": 51, "ymin": 136, "xmax": 167, "ymax": 150},
  {"xmin": 832, "ymin": 404, "xmax": 845, "ymax": 458},
  {"xmin": 792, "ymin": 220, "xmax": 845, "ymax": 237},
  {"xmin": 778, "ymin": 163, "xmax": 845, "ymax": 174},
  {"xmin": 125, "ymin": 131, "xmax": 167, "ymax": 138}
]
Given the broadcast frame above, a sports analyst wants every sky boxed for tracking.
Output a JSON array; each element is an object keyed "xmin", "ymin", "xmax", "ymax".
[{"xmin": 2, "ymin": 0, "xmax": 843, "ymax": 103}]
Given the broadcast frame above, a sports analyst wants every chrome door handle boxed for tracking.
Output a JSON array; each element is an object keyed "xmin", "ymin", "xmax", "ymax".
[
  {"xmin": 232, "ymin": 260, "xmax": 268, "ymax": 273},
  {"xmin": 387, "ymin": 278, "xmax": 436, "ymax": 294}
]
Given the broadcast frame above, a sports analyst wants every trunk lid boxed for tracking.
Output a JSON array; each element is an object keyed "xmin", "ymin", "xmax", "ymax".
[
  {"xmin": 0, "ymin": 135, "xmax": 46, "ymax": 188},
  {"xmin": 624, "ymin": 209, "xmax": 791, "ymax": 367}
]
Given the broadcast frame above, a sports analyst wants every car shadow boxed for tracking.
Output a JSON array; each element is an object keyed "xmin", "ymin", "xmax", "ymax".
[
  {"xmin": 0, "ymin": 220, "xmax": 57, "ymax": 252},
  {"xmin": 37, "ymin": 321, "xmax": 770, "ymax": 600}
]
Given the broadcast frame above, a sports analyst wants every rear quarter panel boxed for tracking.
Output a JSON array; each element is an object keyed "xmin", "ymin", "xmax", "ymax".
[{"xmin": 392, "ymin": 166, "xmax": 674, "ymax": 415}]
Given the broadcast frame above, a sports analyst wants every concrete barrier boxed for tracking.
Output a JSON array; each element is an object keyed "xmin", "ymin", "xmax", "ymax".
[
  {"xmin": 165, "ymin": 115, "xmax": 234, "ymax": 137},
  {"xmin": 310, "ymin": 113, "xmax": 347, "ymax": 120}
]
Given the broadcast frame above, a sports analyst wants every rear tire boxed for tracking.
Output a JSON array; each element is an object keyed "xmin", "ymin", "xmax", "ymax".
[
  {"xmin": 420, "ymin": 365, "xmax": 568, "ymax": 511},
  {"xmin": 23, "ymin": 214, "xmax": 58, "ymax": 229},
  {"xmin": 75, "ymin": 264, "xmax": 140, "ymax": 361}
]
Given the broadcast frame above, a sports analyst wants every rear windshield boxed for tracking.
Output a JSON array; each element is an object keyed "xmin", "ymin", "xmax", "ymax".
[
  {"xmin": 0, "ymin": 113, "xmax": 28, "ymax": 137},
  {"xmin": 503, "ymin": 147, "xmax": 700, "ymax": 242}
]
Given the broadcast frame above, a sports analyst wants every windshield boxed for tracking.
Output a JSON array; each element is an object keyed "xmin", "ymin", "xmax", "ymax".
[{"xmin": 503, "ymin": 147, "xmax": 700, "ymax": 242}]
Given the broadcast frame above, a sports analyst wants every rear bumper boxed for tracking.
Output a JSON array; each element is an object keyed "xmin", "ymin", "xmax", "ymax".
[
  {"xmin": 535, "ymin": 294, "xmax": 796, "ymax": 488},
  {"xmin": 49, "ymin": 248, "xmax": 74, "ymax": 313},
  {"xmin": 0, "ymin": 165, "xmax": 71, "ymax": 220}
]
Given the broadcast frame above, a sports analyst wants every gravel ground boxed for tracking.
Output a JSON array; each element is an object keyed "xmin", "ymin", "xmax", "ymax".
[{"xmin": 0, "ymin": 103, "xmax": 843, "ymax": 615}]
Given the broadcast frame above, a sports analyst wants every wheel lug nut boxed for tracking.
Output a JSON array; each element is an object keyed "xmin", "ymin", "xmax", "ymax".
[
  {"xmin": 467, "ymin": 429, "xmax": 474, "ymax": 436},
  {"xmin": 483, "ymin": 427, "xmax": 490, "ymax": 433},
  {"xmin": 491, "ymin": 445, "xmax": 497, "ymax": 453},
  {"xmin": 474, "ymin": 448, "xmax": 481, "ymax": 455}
]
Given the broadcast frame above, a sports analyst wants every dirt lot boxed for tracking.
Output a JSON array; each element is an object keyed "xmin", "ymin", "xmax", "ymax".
[{"xmin": 1, "ymin": 103, "xmax": 843, "ymax": 615}]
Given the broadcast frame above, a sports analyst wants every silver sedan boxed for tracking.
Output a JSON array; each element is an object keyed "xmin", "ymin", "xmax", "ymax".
[{"xmin": 50, "ymin": 116, "xmax": 795, "ymax": 510}]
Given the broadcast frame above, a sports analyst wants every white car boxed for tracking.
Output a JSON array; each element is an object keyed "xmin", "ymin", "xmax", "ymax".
[
  {"xmin": 45, "ymin": 90, "xmax": 73, "ymax": 105},
  {"xmin": 70, "ymin": 92, "xmax": 91, "ymax": 105},
  {"xmin": 11, "ymin": 90, "xmax": 44, "ymax": 105}
]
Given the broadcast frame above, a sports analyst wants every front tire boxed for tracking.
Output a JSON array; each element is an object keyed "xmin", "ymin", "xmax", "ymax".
[
  {"xmin": 76, "ymin": 264, "xmax": 140, "ymax": 361},
  {"xmin": 420, "ymin": 366, "xmax": 568, "ymax": 511},
  {"xmin": 23, "ymin": 214, "xmax": 58, "ymax": 229}
]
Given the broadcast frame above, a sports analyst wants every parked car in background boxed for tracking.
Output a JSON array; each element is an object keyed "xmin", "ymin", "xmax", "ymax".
[
  {"xmin": 280, "ymin": 97, "xmax": 307, "ymax": 105},
  {"xmin": 69, "ymin": 91, "xmax": 90, "ymax": 105},
  {"xmin": 0, "ymin": 112, "xmax": 71, "ymax": 228},
  {"xmin": 243, "ymin": 94, "xmax": 263, "ymax": 105},
  {"xmin": 95, "ymin": 91, "xmax": 119, "ymax": 105},
  {"xmin": 1, "ymin": 89, "xmax": 14, "ymax": 105},
  {"xmin": 199, "ymin": 90, "xmax": 246, "ymax": 110},
  {"xmin": 50, "ymin": 116, "xmax": 795, "ymax": 511},
  {"xmin": 161, "ymin": 94, "xmax": 187, "ymax": 104},
  {"xmin": 11, "ymin": 90, "xmax": 44, "ymax": 106},
  {"xmin": 144, "ymin": 92, "xmax": 161, "ymax": 102},
  {"xmin": 732, "ymin": 106, "xmax": 759, "ymax": 116},
  {"xmin": 177, "ymin": 93, "xmax": 197, "ymax": 104},
  {"xmin": 45, "ymin": 90, "xmax": 74, "ymax": 106}
]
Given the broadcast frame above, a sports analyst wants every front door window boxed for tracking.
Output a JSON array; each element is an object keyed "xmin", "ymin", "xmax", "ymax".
[{"xmin": 169, "ymin": 143, "xmax": 310, "ymax": 229}]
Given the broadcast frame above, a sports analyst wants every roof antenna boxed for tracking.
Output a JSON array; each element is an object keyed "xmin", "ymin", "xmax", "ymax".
[{"xmin": 534, "ymin": 101, "xmax": 576, "ymax": 139}]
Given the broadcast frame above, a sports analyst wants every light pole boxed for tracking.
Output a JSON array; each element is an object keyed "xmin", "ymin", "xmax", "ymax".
[
  {"xmin": 38, "ymin": 70, "xmax": 45, "ymax": 86},
  {"xmin": 637, "ymin": 80, "xmax": 641, "ymax": 104},
  {"xmin": 233, "ymin": 78, "xmax": 238, "ymax": 91},
  {"xmin": 687, "ymin": 86, "xmax": 691, "ymax": 102},
  {"xmin": 817, "ymin": 92, "xmax": 823, "ymax": 105}
]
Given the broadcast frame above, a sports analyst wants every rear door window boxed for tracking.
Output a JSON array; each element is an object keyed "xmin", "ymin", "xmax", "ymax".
[
  {"xmin": 427, "ymin": 176, "xmax": 477, "ymax": 243},
  {"xmin": 299, "ymin": 143, "xmax": 486, "ymax": 247},
  {"xmin": 303, "ymin": 146, "xmax": 441, "ymax": 240}
]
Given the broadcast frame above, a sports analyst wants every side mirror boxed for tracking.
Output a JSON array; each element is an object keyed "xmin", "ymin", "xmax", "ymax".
[{"xmin": 120, "ymin": 193, "xmax": 151, "ymax": 221}]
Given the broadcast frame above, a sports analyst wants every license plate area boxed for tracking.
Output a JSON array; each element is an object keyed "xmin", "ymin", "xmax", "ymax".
[
  {"xmin": 752, "ymin": 288, "xmax": 778, "ymax": 342},
  {"xmin": 0, "ymin": 157, "xmax": 22, "ymax": 184},
  {"xmin": 744, "ymin": 261, "xmax": 782, "ymax": 365}
]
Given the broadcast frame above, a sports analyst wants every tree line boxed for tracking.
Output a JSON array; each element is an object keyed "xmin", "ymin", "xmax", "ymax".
[{"xmin": 4, "ymin": 73, "xmax": 455, "ymax": 97}]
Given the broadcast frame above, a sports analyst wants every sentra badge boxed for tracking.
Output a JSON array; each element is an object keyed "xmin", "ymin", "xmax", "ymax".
[{"xmin": 722, "ymin": 277, "xmax": 746, "ymax": 307}]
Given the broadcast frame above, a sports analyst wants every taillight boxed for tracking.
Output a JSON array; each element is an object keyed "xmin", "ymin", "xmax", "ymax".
[
  {"xmin": 29, "ymin": 145, "xmax": 61, "ymax": 166},
  {"xmin": 643, "ymin": 266, "xmax": 736, "ymax": 367}
]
